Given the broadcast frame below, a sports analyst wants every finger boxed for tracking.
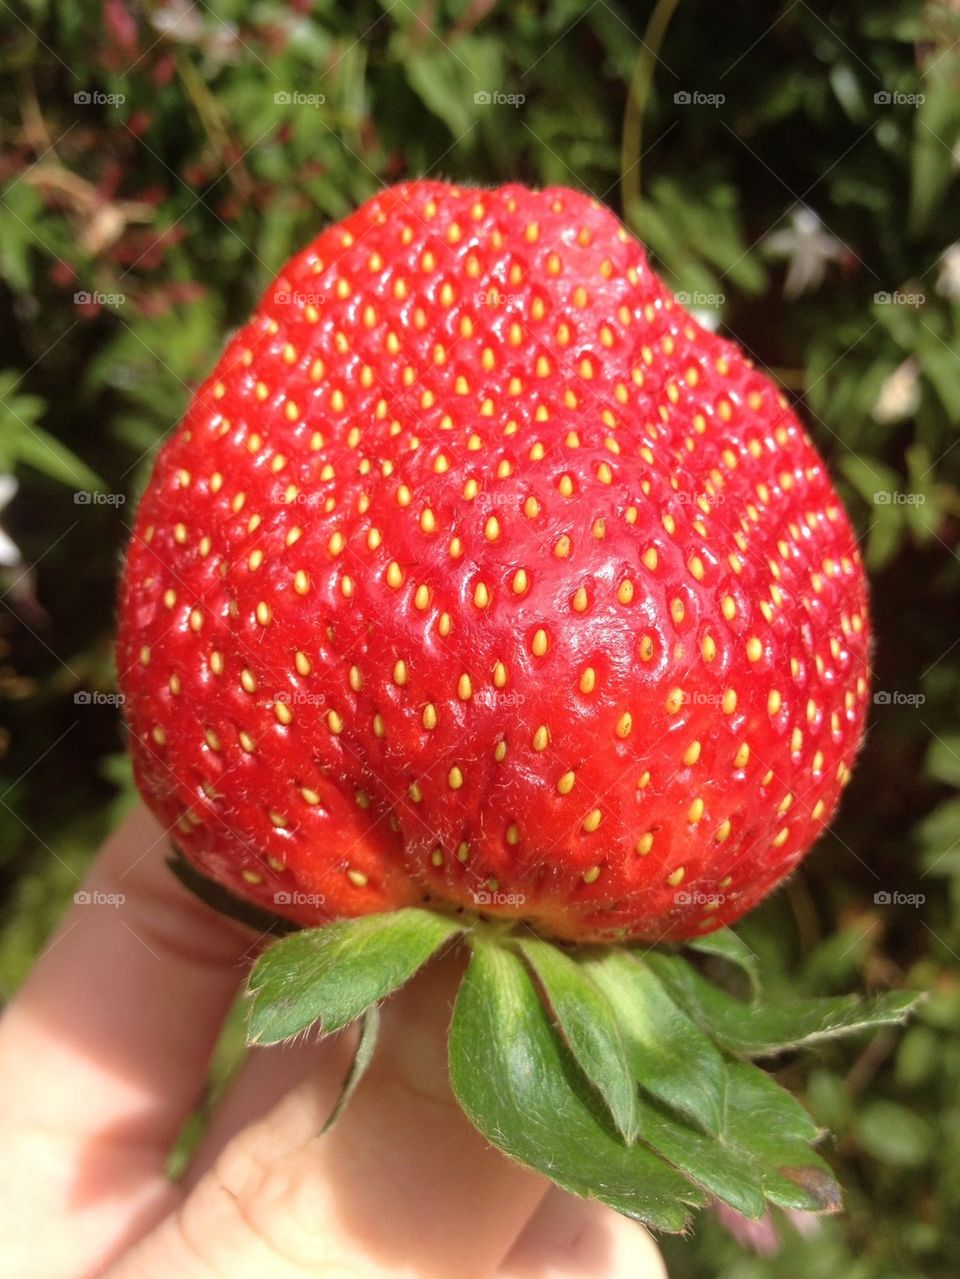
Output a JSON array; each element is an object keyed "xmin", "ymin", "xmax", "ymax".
[
  {"xmin": 105, "ymin": 949, "xmax": 551, "ymax": 1279},
  {"xmin": 0, "ymin": 802, "xmax": 260, "ymax": 1277},
  {"xmin": 497, "ymin": 1187, "xmax": 668, "ymax": 1278}
]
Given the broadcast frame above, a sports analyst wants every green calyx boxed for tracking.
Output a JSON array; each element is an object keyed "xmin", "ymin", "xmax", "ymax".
[{"xmin": 244, "ymin": 909, "xmax": 919, "ymax": 1234}]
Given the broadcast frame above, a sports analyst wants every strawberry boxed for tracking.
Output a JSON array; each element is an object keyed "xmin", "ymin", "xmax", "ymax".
[{"xmin": 117, "ymin": 179, "xmax": 870, "ymax": 945}]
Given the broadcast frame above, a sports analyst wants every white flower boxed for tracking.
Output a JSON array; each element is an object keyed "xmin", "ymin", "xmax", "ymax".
[
  {"xmin": 0, "ymin": 475, "xmax": 21, "ymax": 567},
  {"xmin": 936, "ymin": 243, "xmax": 960, "ymax": 299},
  {"xmin": 872, "ymin": 358, "xmax": 920, "ymax": 424},
  {"xmin": 763, "ymin": 207, "xmax": 846, "ymax": 300}
]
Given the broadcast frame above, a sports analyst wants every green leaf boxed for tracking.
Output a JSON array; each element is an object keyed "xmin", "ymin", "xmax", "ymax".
[
  {"xmin": 449, "ymin": 940, "xmax": 706, "ymax": 1232},
  {"xmin": 686, "ymin": 929, "xmax": 762, "ymax": 997},
  {"xmin": 0, "ymin": 370, "xmax": 102, "ymax": 489},
  {"xmin": 717, "ymin": 1061, "xmax": 841, "ymax": 1213},
  {"xmin": 321, "ymin": 1005, "xmax": 381, "ymax": 1135},
  {"xmin": 247, "ymin": 909, "xmax": 464, "ymax": 1045},
  {"xmin": 633, "ymin": 1092, "xmax": 767, "ymax": 1218},
  {"xmin": 645, "ymin": 952, "xmax": 919, "ymax": 1057},
  {"xmin": 515, "ymin": 936, "xmax": 639, "ymax": 1143},
  {"xmin": 856, "ymin": 1099, "xmax": 934, "ymax": 1167},
  {"xmin": 585, "ymin": 950, "xmax": 728, "ymax": 1134}
]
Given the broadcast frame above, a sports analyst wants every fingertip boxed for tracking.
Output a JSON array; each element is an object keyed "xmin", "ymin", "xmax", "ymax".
[{"xmin": 497, "ymin": 1187, "xmax": 668, "ymax": 1279}]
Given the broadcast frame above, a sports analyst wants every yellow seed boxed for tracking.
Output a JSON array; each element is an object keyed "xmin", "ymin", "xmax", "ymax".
[
  {"xmin": 327, "ymin": 709, "xmax": 344, "ymax": 734},
  {"xmin": 582, "ymin": 808, "xmax": 602, "ymax": 833},
  {"xmin": 506, "ymin": 823, "xmax": 520, "ymax": 845},
  {"xmin": 474, "ymin": 581, "xmax": 491, "ymax": 609},
  {"xmin": 768, "ymin": 689, "xmax": 782, "ymax": 715},
  {"xmin": 255, "ymin": 601, "xmax": 272, "ymax": 627},
  {"xmin": 734, "ymin": 743, "xmax": 750, "ymax": 768},
  {"xmin": 373, "ymin": 713, "xmax": 386, "ymax": 738},
  {"xmin": 293, "ymin": 570, "xmax": 310, "ymax": 595},
  {"xmin": 458, "ymin": 674, "xmax": 473, "ymax": 700},
  {"xmin": 531, "ymin": 628, "xmax": 548, "ymax": 657},
  {"xmin": 572, "ymin": 586, "xmax": 589, "ymax": 612},
  {"xmin": 242, "ymin": 869, "xmax": 263, "ymax": 886},
  {"xmin": 667, "ymin": 866, "xmax": 686, "ymax": 888},
  {"xmin": 484, "ymin": 515, "xmax": 501, "ymax": 542},
  {"xmin": 512, "ymin": 569, "xmax": 529, "ymax": 595},
  {"xmin": 393, "ymin": 660, "xmax": 408, "ymax": 686},
  {"xmin": 448, "ymin": 766, "xmax": 464, "ymax": 790},
  {"xmin": 615, "ymin": 712, "xmax": 632, "ymax": 739},
  {"xmin": 683, "ymin": 740, "xmax": 701, "ymax": 766},
  {"xmin": 642, "ymin": 547, "xmax": 659, "ymax": 571},
  {"xmin": 715, "ymin": 820, "xmax": 732, "ymax": 843},
  {"xmin": 638, "ymin": 635, "xmax": 655, "ymax": 662},
  {"xmin": 700, "ymin": 634, "xmax": 717, "ymax": 662},
  {"xmin": 493, "ymin": 661, "xmax": 507, "ymax": 688},
  {"xmin": 414, "ymin": 584, "xmax": 430, "ymax": 610},
  {"xmin": 386, "ymin": 561, "xmax": 404, "ymax": 589},
  {"xmin": 772, "ymin": 827, "xmax": 790, "ymax": 848},
  {"xmin": 274, "ymin": 700, "xmax": 293, "ymax": 726},
  {"xmin": 241, "ymin": 668, "xmax": 257, "ymax": 694},
  {"xmin": 617, "ymin": 579, "xmax": 635, "ymax": 605},
  {"xmin": 666, "ymin": 687, "xmax": 685, "ymax": 714},
  {"xmin": 722, "ymin": 688, "xmax": 738, "ymax": 715},
  {"xmin": 721, "ymin": 595, "xmax": 737, "ymax": 621},
  {"xmin": 347, "ymin": 869, "xmax": 369, "ymax": 887},
  {"xmin": 557, "ymin": 770, "xmax": 575, "ymax": 795},
  {"xmin": 746, "ymin": 636, "xmax": 763, "ymax": 662},
  {"xmin": 580, "ymin": 667, "xmax": 597, "ymax": 694},
  {"xmin": 583, "ymin": 866, "xmax": 601, "ymax": 884},
  {"xmin": 636, "ymin": 832, "xmax": 654, "ymax": 856},
  {"xmin": 688, "ymin": 797, "xmax": 705, "ymax": 823},
  {"xmin": 239, "ymin": 731, "xmax": 256, "ymax": 753},
  {"xmin": 295, "ymin": 651, "xmax": 311, "ymax": 676},
  {"xmin": 423, "ymin": 703, "xmax": 438, "ymax": 730},
  {"xmin": 532, "ymin": 725, "xmax": 550, "ymax": 752},
  {"xmin": 494, "ymin": 740, "xmax": 507, "ymax": 762}
]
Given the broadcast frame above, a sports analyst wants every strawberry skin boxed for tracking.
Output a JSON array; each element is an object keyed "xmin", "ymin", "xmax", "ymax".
[{"xmin": 117, "ymin": 181, "xmax": 870, "ymax": 943}]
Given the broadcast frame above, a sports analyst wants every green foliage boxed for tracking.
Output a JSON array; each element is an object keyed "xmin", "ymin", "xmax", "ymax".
[{"xmin": 0, "ymin": 0, "xmax": 958, "ymax": 1272}]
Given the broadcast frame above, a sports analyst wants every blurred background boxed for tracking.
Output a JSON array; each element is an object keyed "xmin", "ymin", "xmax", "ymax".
[{"xmin": 1, "ymin": 1, "xmax": 958, "ymax": 1274}]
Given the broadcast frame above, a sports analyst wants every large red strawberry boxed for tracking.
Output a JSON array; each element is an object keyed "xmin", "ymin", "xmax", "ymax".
[
  {"xmin": 117, "ymin": 179, "xmax": 869, "ymax": 943},
  {"xmin": 117, "ymin": 181, "xmax": 910, "ymax": 1233}
]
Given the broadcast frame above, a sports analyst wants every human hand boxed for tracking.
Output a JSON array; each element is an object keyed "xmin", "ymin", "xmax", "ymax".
[{"xmin": 0, "ymin": 803, "xmax": 667, "ymax": 1278}]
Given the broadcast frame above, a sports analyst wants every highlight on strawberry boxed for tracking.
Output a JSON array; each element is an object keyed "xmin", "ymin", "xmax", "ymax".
[{"xmin": 117, "ymin": 180, "xmax": 917, "ymax": 1231}]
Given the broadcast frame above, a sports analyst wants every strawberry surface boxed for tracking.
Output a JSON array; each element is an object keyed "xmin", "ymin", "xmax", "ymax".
[{"xmin": 117, "ymin": 180, "xmax": 870, "ymax": 942}]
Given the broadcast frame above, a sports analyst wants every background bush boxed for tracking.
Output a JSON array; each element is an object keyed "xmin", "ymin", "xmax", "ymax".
[{"xmin": 1, "ymin": 2, "xmax": 958, "ymax": 1274}]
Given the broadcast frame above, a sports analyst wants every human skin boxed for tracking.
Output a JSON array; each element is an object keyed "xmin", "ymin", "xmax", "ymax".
[{"xmin": 0, "ymin": 803, "xmax": 667, "ymax": 1278}]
